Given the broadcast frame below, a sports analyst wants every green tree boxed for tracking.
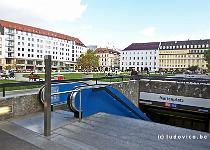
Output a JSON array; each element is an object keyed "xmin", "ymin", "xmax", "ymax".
[
  {"xmin": 204, "ymin": 48, "xmax": 210, "ymax": 71},
  {"xmin": 76, "ymin": 49, "xmax": 99, "ymax": 72}
]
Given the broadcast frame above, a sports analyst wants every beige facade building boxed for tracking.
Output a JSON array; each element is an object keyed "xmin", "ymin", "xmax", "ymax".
[
  {"xmin": 159, "ymin": 40, "xmax": 210, "ymax": 71},
  {"xmin": 95, "ymin": 48, "xmax": 120, "ymax": 71}
]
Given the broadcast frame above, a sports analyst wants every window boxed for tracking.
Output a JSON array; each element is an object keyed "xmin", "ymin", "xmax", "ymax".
[
  {"xmin": 18, "ymin": 42, "xmax": 20, "ymax": 45},
  {"xmin": 18, "ymin": 36, "xmax": 20, "ymax": 39},
  {"xmin": 22, "ymin": 48, "xmax": 24, "ymax": 51},
  {"xmin": 18, "ymin": 53, "xmax": 20, "ymax": 56},
  {"xmin": 22, "ymin": 37, "xmax": 24, "ymax": 40},
  {"xmin": 22, "ymin": 54, "xmax": 24, "ymax": 57}
]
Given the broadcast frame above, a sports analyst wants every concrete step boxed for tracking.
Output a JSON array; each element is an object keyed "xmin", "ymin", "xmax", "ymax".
[
  {"xmin": 53, "ymin": 126, "xmax": 140, "ymax": 150},
  {"xmin": 84, "ymin": 113, "xmax": 210, "ymax": 149}
]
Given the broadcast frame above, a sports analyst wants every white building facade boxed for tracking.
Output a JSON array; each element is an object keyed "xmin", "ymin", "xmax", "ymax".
[
  {"xmin": 120, "ymin": 42, "xmax": 160, "ymax": 72},
  {"xmin": 0, "ymin": 20, "xmax": 87, "ymax": 71}
]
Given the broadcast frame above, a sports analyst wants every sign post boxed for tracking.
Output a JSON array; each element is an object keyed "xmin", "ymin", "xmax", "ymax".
[{"xmin": 44, "ymin": 55, "xmax": 51, "ymax": 136}]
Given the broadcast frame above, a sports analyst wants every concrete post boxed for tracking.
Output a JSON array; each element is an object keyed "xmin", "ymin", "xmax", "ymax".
[{"xmin": 44, "ymin": 55, "xmax": 51, "ymax": 136}]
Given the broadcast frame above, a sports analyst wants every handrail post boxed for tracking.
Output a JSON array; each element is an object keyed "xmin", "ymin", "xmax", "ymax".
[
  {"xmin": 3, "ymin": 87, "xmax": 5, "ymax": 97},
  {"xmin": 79, "ymin": 89, "xmax": 82, "ymax": 121},
  {"xmin": 44, "ymin": 55, "xmax": 51, "ymax": 136}
]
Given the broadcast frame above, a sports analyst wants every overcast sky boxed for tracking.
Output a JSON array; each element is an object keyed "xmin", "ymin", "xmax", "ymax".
[{"xmin": 0, "ymin": 0, "xmax": 210, "ymax": 49}]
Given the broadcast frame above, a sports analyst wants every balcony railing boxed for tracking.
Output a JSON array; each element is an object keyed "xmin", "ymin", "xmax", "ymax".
[
  {"xmin": 6, "ymin": 37, "xmax": 15, "ymax": 41},
  {"xmin": 7, "ymin": 54, "xmax": 14, "ymax": 58},
  {"xmin": 6, "ymin": 31, "xmax": 15, "ymax": 35},
  {"xmin": 6, "ymin": 43, "xmax": 14, "ymax": 47},
  {"xmin": 6, "ymin": 47, "xmax": 15, "ymax": 52}
]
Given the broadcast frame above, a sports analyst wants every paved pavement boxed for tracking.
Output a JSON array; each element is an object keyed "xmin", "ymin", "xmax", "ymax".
[
  {"xmin": 0, "ymin": 111, "xmax": 210, "ymax": 150},
  {"xmin": 0, "ymin": 129, "xmax": 42, "ymax": 150}
]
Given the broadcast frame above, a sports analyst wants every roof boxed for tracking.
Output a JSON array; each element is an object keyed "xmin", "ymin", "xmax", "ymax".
[
  {"xmin": 123, "ymin": 42, "xmax": 160, "ymax": 51},
  {"xmin": 95, "ymin": 48, "xmax": 120, "ymax": 54},
  {"xmin": 160, "ymin": 39, "xmax": 210, "ymax": 48},
  {"xmin": 0, "ymin": 20, "xmax": 85, "ymax": 47}
]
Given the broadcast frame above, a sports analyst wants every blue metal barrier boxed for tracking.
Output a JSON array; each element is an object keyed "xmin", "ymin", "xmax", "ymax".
[{"xmin": 71, "ymin": 85, "xmax": 151, "ymax": 121}]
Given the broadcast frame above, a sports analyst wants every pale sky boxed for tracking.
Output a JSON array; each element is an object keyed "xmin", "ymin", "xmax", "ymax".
[{"xmin": 0, "ymin": 0, "xmax": 210, "ymax": 49}]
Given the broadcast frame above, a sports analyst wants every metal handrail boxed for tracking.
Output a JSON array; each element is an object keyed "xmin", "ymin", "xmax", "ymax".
[
  {"xmin": 1, "ymin": 75, "xmax": 210, "ymax": 97},
  {"xmin": 39, "ymin": 81, "xmax": 92, "ymax": 103},
  {"xmin": 67, "ymin": 84, "xmax": 109, "ymax": 121}
]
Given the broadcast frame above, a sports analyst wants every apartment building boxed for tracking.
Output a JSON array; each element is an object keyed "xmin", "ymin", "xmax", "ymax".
[
  {"xmin": 95, "ymin": 48, "xmax": 120, "ymax": 71},
  {"xmin": 121, "ymin": 42, "xmax": 160, "ymax": 72},
  {"xmin": 159, "ymin": 39, "xmax": 210, "ymax": 71},
  {"xmin": 0, "ymin": 20, "xmax": 87, "ymax": 71}
]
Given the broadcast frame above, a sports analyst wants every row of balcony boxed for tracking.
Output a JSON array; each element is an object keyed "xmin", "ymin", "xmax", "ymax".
[
  {"xmin": 5, "ymin": 31, "xmax": 15, "ymax": 35},
  {"xmin": 5, "ymin": 42, "xmax": 14, "ymax": 47}
]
